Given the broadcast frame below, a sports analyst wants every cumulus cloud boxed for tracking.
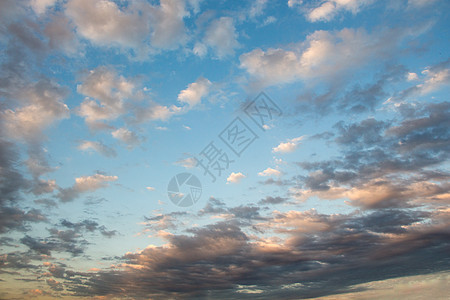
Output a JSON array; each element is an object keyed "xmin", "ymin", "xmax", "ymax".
[
  {"xmin": 66, "ymin": 0, "xmax": 148, "ymax": 48},
  {"xmin": 76, "ymin": 66, "xmax": 181, "ymax": 127},
  {"xmin": 150, "ymin": 0, "xmax": 188, "ymax": 49},
  {"xmin": 295, "ymin": 102, "xmax": 450, "ymax": 209},
  {"xmin": 66, "ymin": 0, "xmax": 188, "ymax": 52},
  {"xmin": 30, "ymin": 0, "xmax": 57, "ymax": 15},
  {"xmin": 177, "ymin": 77, "xmax": 212, "ymax": 107},
  {"xmin": 289, "ymin": 0, "xmax": 373, "ymax": 22},
  {"xmin": 407, "ymin": 72, "xmax": 419, "ymax": 81},
  {"xmin": 1, "ymin": 80, "xmax": 69, "ymax": 142},
  {"xmin": 273, "ymin": 136, "xmax": 304, "ymax": 153},
  {"xmin": 386, "ymin": 60, "xmax": 450, "ymax": 103},
  {"xmin": 111, "ymin": 128, "xmax": 142, "ymax": 148},
  {"xmin": 240, "ymin": 27, "xmax": 415, "ymax": 87},
  {"xmin": 258, "ymin": 167, "xmax": 281, "ymax": 177},
  {"xmin": 59, "ymin": 207, "xmax": 449, "ymax": 298},
  {"xmin": 76, "ymin": 66, "xmax": 134, "ymax": 125},
  {"xmin": 57, "ymin": 174, "xmax": 118, "ymax": 202},
  {"xmin": 78, "ymin": 140, "xmax": 117, "ymax": 157},
  {"xmin": 0, "ymin": 207, "xmax": 47, "ymax": 233},
  {"xmin": 201, "ymin": 17, "xmax": 239, "ymax": 58},
  {"xmin": 227, "ymin": 172, "xmax": 246, "ymax": 184},
  {"xmin": 44, "ymin": 14, "xmax": 80, "ymax": 55},
  {"xmin": 175, "ymin": 156, "xmax": 197, "ymax": 169}
]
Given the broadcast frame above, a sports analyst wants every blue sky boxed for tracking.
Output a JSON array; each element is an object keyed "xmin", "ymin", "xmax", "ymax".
[{"xmin": 0, "ymin": 0, "xmax": 449, "ymax": 298}]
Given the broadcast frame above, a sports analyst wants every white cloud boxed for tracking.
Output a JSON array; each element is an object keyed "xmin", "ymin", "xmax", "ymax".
[
  {"xmin": 1, "ymin": 80, "xmax": 69, "ymax": 142},
  {"xmin": 227, "ymin": 172, "xmax": 246, "ymax": 184},
  {"xmin": 74, "ymin": 174, "xmax": 118, "ymax": 192},
  {"xmin": 407, "ymin": 72, "xmax": 419, "ymax": 81},
  {"xmin": 77, "ymin": 66, "xmax": 134, "ymax": 125},
  {"xmin": 249, "ymin": 0, "xmax": 268, "ymax": 18},
  {"xmin": 151, "ymin": 0, "xmax": 188, "ymax": 49},
  {"xmin": 78, "ymin": 140, "xmax": 116, "ymax": 157},
  {"xmin": 240, "ymin": 47, "xmax": 302, "ymax": 86},
  {"xmin": 288, "ymin": 0, "xmax": 303, "ymax": 8},
  {"xmin": 178, "ymin": 77, "xmax": 212, "ymax": 107},
  {"xmin": 240, "ymin": 27, "xmax": 405, "ymax": 87},
  {"xmin": 273, "ymin": 136, "xmax": 305, "ymax": 153},
  {"xmin": 66, "ymin": 0, "xmax": 148, "ymax": 48},
  {"xmin": 66, "ymin": 0, "xmax": 187, "ymax": 51},
  {"xmin": 30, "ymin": 0, "xmax": 57, "ymax": 15},
  {"xmin": 193, "ymin": 42, "xmax": 207, "ymax": 57},
  {"xmin": 262, "ymin": 16, "xmax": 277, "ymax": 26},
  {"xmin": 175, "ymin": 157, "xmax": 197, "ymax": 169},
  {"xmin": 258, "ymin": 167, "xmax": 281, "ymax": 177},
  {"xmin": 76, "ymin": 67, "xmax": 179, "ymax": 126},
  {"xmin": 57, "ymin": 173, "xmax": 118, "ymax": 202},
  {"xmin": 290, "ymin": 0, "xmax": 373, "ymax": 23},
  {"xmin": 418, "ymin": 68, "xmax": 450, "ymax": 94},
  {"xmin": 112, "ymin": 128, "xmax": 141, "ymax": 148},
  {"xmin": 146, "ymin": 186, "xmax": 155, "ymax": 191},
  {"xmin": 203, "ymin": 17, "xmax": 239, "ymax": 58},
  {"xmin": 134, "ymin": 104, "xmax": 181, "ymax": 123}
]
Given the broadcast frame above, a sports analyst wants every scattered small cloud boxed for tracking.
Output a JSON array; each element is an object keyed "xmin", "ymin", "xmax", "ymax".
[
  {"xmin": 227, "ymin": 172, "xmax": 246, "ymax": 184},
  {"xmin": 273, "ymin": 136, "xmax": 305, "ymax": 153},
  {"xmin": 258, "ymin": 167, "xmax": 281, "ymax": 177}
]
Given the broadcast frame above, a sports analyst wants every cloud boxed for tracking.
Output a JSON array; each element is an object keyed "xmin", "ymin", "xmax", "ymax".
[
  {"xmin": 66, "ymin": 0, "xmax": 148, "ymax": 48},
  {"xmin": 294, "ymin": 101, "xmax": 450, "ymax": 209},
  {"xmin": 76, "ymin": 66, "xmax": 135, "ymax": 125},
  {"xmin": 288, "ymin": 0, "xmax": 373, "ymax": 22},
  {"xmin": 258, "ymin": 196, "xmax": 288, "ymax": 205},
  {"xmin": 226, "ymin": 172, "xmax": 246, "ymax": 184},
  {"xmin": 273, "ymin": 136, "xmax": 304, "ymax": 153},
  {"xmin": 175, "ymin": 156, "xmax": 197, "ymax": 169},
  {"xmin": 150, "ymin": 0, "xmax": 188, "ymax": 49},
  {"xmin": 309, "ymin": 0, "xmax": 373, "ymax": 22},
  {"xmin": 0, "ymin": 139, "xmax": 29, "ymax": 203},
  {"xmin": 62, "ymin": 207, "xmax": 449, "ymax": 299},
  {"xmin": 387, "ymin": 60, "xmax": 450, "ymax": 103},
  {"xmin": 146, "ymin": 187, "xmax": 155, "ymax": 191},
  {"xmin": 407, "ymin": 72, "xmax": 419, "ymax": 81},
  {"xmin": 44, "ymin": 14, "xmax": 80, "ymax": 55},
  {"xmin": 240, "ymin": 27, "xmax": 416, "ymax": 87},
  {"xmin": 0, "ymin": 207, "xmax": 47, "ymax": 233},
  {"xmin": 78, "ymin": 140, "xmax": 117, "ymax": 157},
  {"xmin": 66, "ymin": 0, "xmax": 188, "ymax": 52},
  {"xmin": 111, "ymin": 128, "xmax": 142, "ymax": 148},
  {"xmin": 76, "ymin": 66, "xmax": 181, "ymax": 127},
  {"xmin": 56, "ymin": 174, "xmax": 118, "ymax": 202},
  {"xmin": 178, "ymin": 77, "xmax": 212, "ymax": 107},
  {"xmin": 1, "ymin": 79, "xmax": 69, "ymax": 142},
  {"xmin": 30, "ymin": 0, "xmax": 57, "ymax": 15},
  {"xmin": 133, "ymin": 103, "xmax": 181, "ymax": 123},
  {"xmin": 249, "ymin": 0, "xmax": 269, "ymax": 19},
  {"xmin": 201, "ymin": 17, "xmax": 239, "ymax": 58},
  {"xmin": 258, "ymin": 167, "xmax": 281, "ymax": 177}
]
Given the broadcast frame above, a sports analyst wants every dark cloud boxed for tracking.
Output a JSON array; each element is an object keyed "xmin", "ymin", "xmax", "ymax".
[
  {"xmin": 0, "ymin": 207, "xmax": 47, "ymax": 234},
  {"xmin": 258, "ymin": 196, "xmax": 288, "ymax": 205},
  {"xmin": 294, "ymin": 101, "xmax": 450, "ymax": 208},
  {"xmin": 61, "ymin": 209, "xmax": 449, "ymax": 299}
]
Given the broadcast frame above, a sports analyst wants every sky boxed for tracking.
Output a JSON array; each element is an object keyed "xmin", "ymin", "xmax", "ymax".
[{"xmin": 0, "ymin": 0, "xmax": 449, "ymax": 299}]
